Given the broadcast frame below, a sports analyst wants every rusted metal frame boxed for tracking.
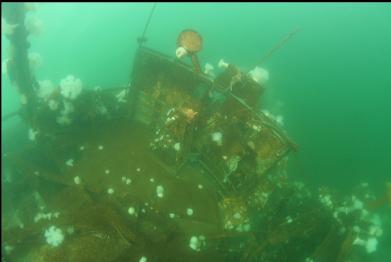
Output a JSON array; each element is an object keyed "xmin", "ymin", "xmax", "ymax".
[
  {"xmin": 2, "ymin": 3, "xmax": 38, "ymax": 123},
  {"xmin": 196, "ymin": 158, "xmax": 230, "ymax": 199}
]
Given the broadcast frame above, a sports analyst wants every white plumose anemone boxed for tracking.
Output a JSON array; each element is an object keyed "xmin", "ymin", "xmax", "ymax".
[
  {"xmin": 139, "ymin": 256, "xmax": 147, "ymax": 262},
  {"xmin": 60, "ymin": 75, "xmax": 83, "ymax": 100},
  {"xmin": 37, "ymin": 80, "xmax": 55, "ymax": 101},
  {"xmin": 116, "ymin": 89, "xmax": 128, "ymax": 103},
  {"xmin": 204, "ymin": 63, "xmax": 215, "ymax": 76},
  {"xmin": 218, "ymin": 59, "xmax": 229, "ymax": 69},
  {"xmin": 249, "ymin": 66, "xmax": 269, "ymax": 85},
  {"xmin": 156, "ymin": 185, "xmax": 164, "ymax": 198},
  {"xmin": 186, "ymin": 208, "xmax": 194, "ymax": 216},
  {"xmin": 189, "ymin": 236, "xmax": 201, "ymax": 251},
  {"xmin": 128, "ymin": 207, "xmax": 136, "ymax": 215},
  {"xmin": 365, "ymin": 237, "xmax": 378, "ymax": 253},
  {"xmin": 354, "ymin": 236, "xmax": 378, "ymax": 254},
  {"xmin": 74, "ymin": 176, "xmax": 81, "ymax": 185},
  {"xmin": 28, "ymin": 128, "xmax": 38, "ymax": 141},
  {"xmin": 28, "ymin": 52, "xmax": 43, "ymax": 71},
  {"xmin": 173, "ymin": 142, "xmax": 181, "ymax": 151},
  {"xmin": 189, "ymin": 235, "xmax": 206, "ymax": 251},
  {"xmin": 24, "ymin": 15, "xmax": 43, "ymax": 36},
  {"xmin": 211, "ymin": 132, "xmax": 223, "ymax": 146},
  {"xmin": 176, "ymin": 46, "xmax": 188, "ymax": 58},
  {"xmin": 44, "ymin": 226, "xmax": 64, "ymax": 247},
  {"xmin": 2, "ymin": 18, "xmax": 18, "ymax": 36}
]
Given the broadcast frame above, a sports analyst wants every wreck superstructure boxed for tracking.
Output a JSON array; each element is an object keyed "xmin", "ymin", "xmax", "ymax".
[{"xmin": 1, "ymin": 3, "xmax": 384, "ymax": 262}]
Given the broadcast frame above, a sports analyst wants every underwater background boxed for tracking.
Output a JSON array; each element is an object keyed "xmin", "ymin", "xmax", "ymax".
[{"xmin": 2, "ymin": 2, "xmax": 391, "ymax": 260}]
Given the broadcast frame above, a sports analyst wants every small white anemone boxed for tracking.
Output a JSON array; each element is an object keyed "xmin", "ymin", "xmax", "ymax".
[
  {"xmin": 249, "ymin": 66, "xmax": 269, "ymax": 85},
  {"xmin": 204, "ymin": 63, "xmax": 215, "ymax": 76},
  {"xmin": 156, "ymin": 185, "xmax": 164, "ymax": 198},
  {"xmin": 218, "ymin": 59, "xmax": 229, "ymax": 69},
  {"xmin": 211, "ymin": 132, "xmax": 223, "ymax": 146},
  {"xmin": 365, "ymin": 237, "xmax": 378, "ymax": 253},
  {"xmin": 186, "ymin": 208, "xmax": 194, "ymax": 216},
  {"xmin": 44, "ymin": 226, "xmax": 64, "ymax": 247},
  {"xmin": 176, "ymin": 46, "xmax": 188, "ymax": 58},
  {"xmin": 28, "ymin": 128, "xmax": 38, "ymax": 141},
  {"xmin": 189, "ymin": 235, "xmax": 206, "ymax": 251},
  {"xmin": 139, "ymin": 256, "xmax": 147, "ymax": 262},
  {"xmin": 128, "ymin": 207, "xmax": 136, "ymax": 216},
  {"xmin": 60, "ymin": 75, "xmax": 83, "ymax": 100},
  {"xmin": 116, "ymin": 89, "xmax": 128, "ymax": 103},
  {"xmin": 173, "ymin": 142, "xmax": 181, "ymax": 151},
  {"xmin": 65, "ymin": 159, "xmax": 74, "ymax": 167},
  {"xmin": 73, "ymin": 176, "xmax": 81, "ymax": 185}
]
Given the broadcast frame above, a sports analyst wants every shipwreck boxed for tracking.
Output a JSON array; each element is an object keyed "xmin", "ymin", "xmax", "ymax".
[{"xmin": 1, "ymin": 3, "xmax": 384, "ymax": 262}]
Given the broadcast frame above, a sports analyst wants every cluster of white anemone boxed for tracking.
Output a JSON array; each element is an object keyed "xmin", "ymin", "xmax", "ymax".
[
  {"xmin": 189, "ymin": 235, "xmax": 206, "ymax": 251},
  {"xmin": 60, "ymin": 75, "xmax": 83, "ymax": 100},
  {"xmin": 56, "ymin": 75, "xmax": 83, "ymax": 125},
  {"xmin": 36, "ymin": 75, "xmax": 83, "ymax": 126},
  {"xmin": 319, "ymin": 188, "xmax": 383, "ymax": 255}
]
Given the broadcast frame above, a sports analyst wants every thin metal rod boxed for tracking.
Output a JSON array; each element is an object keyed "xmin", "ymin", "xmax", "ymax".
[
  {"xmin": 256, "ymin": 27, "xmax": 300, "ymax": 66},
  {"xmin": 138, "ymin": 3, "xmax": 157, "ymax": 46}
]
